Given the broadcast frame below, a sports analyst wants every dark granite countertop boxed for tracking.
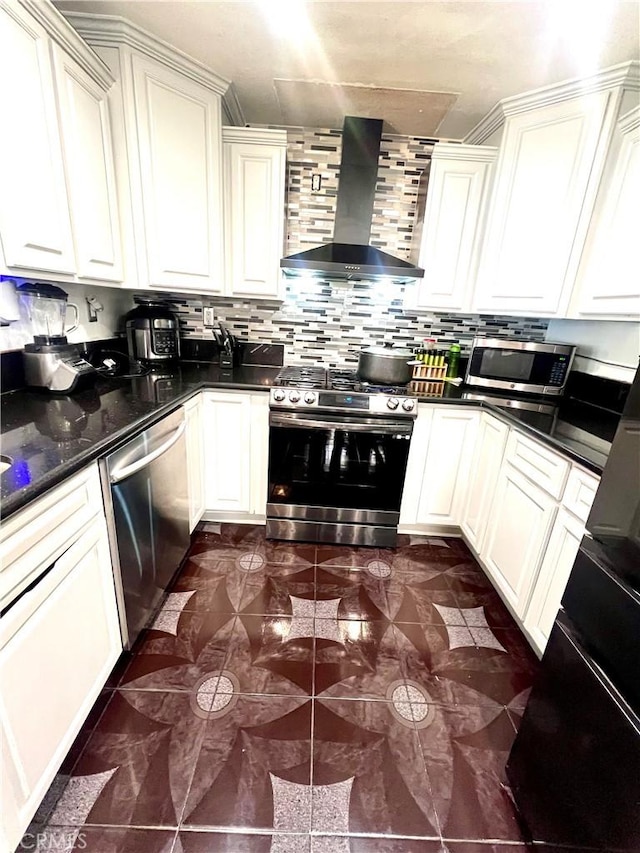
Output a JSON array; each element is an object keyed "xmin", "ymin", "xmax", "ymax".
[
  {"xmin": 0, "ymin": 363, "xmax": 280, "ymax": 519},
  {"xmin": 416, "ymin": 383, "xmax": 616, "ymax": 473},
  {"xmin": 0, "ymin": 363, "xmax": 615, "ymax": 520}
]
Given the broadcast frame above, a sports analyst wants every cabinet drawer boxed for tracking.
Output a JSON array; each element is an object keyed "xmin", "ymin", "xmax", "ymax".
[
  {"xmin": 505, "ymin": 430, "xmax": 570, "ymax": 499},
  {"xmin": 562, "ymin": 466, "xmax": 600, "ymax": 522},
  {"xmin": 0, "ymin": 465, "xmax": 103, "ymax": 610}
]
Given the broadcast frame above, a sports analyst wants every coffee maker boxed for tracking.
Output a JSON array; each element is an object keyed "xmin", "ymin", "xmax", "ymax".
[{"xmin": 18, "ymin": 282, "xmax": 96, "ymax": 393}]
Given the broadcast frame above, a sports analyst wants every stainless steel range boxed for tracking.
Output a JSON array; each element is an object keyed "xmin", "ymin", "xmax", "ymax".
[{"xmin": 267, "ymin": 366, "xmax": 417, "ymax": 547}]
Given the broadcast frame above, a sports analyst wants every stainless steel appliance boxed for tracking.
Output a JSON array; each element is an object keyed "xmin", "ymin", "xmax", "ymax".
[
  {"xmin": 506, "ymin": 365, "xmax": 640, "ymax": 849},
  {"xmin": 357, "ymin": 343, "xmax": 414, "ymax": 385},
  {"xmin": 280, "ymin": 117, "xmax": 424, "ymax": 283},
  {"xmin": 267, "ymin": 366, "xmax": 417, "ymax": 547},
  {"xmin": 124, "ymin": 298, "xmax": 180, "ymax": 364},
  {"xmin": 18, "ymin": 282, "xmax": 96, "ymax": 393},
  {"xmin": 465, "ymin": 337, "xmax": 575, "ymax": 396},
  {"xmin": 100, "ymin": 408, "xmax": 190, "ymax": 648}
]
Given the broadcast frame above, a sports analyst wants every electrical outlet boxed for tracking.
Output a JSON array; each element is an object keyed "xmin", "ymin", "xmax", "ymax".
[{"xmin": 203, "ymin": 307, "xmax": 215, "ymax": 327}]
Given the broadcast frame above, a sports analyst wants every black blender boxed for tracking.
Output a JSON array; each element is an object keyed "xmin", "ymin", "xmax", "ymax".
[{"xmin": 18, "ymin": 282, "xmax": 96, "ymax": 393}]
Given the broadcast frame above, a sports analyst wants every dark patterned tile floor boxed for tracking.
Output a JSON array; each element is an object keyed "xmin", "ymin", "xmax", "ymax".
[{"xmin": 18, "ymin": 524, "xmax": 547, "ymax": 853}]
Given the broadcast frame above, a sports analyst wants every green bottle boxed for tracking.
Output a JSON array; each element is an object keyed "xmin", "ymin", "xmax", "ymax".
[{"xmin": 447, "ymin": 343, "xmax": 461, "ymax": 378}]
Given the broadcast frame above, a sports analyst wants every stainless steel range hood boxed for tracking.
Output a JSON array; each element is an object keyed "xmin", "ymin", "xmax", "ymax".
[{"xmin": 280, "ymin": 117, "xmax": 424, "ymax": 283}]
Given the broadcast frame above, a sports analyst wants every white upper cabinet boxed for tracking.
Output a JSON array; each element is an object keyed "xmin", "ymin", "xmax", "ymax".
[
  {"xmin": 68, "ymin": 13, "xmax": 231, "ymax": 293},
  {"xmin": 132, "ymin": 54, "xmax": 224, "ymax": 292},
  {"xmin": 0, "ymin": 1, "xmax": 75, "ymax": 275},
  {"xmin": 473, "ymin": 90, "xmax": 612, "ymax": 316},
  {"xmin": 411, "ymin": 143, "xmax": 497, "ymax": 312},
  {"xmin": 0, "ymin": 0, "xmax": 122, "ymax": 284},
  {"xmin": 223, "ymin": 127, "xmax": 286, "ymax": 299},
  {"xmin": 52, "ymin": 44, "xmax": 123, "ymax": 282},
  {"xmin": 570, "ymin": 106, "xmax": 640, "ymax": 319}
]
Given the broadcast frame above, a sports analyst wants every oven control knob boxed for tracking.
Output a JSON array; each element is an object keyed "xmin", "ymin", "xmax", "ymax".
[
  {"xmin": 272, "ymin": 389, "xmax": 285, "ymax": 402},
  {"xmin": 304, "ymin": 392, "xmax": 316, "ymax": 404},
  {"xmin": 402, "ymin": 399, "xmax": 415, "ymax": 412},
  {"xmin": 288, "ymin": 390, "xmax": 301, "ymax": 403},
  {"xmin": 386, "ymin": 398, "xmax": 399, "ymax": 410}
]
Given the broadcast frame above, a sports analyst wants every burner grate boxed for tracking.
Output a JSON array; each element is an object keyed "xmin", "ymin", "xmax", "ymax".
[
  {"xmin": 275, "ymin": 365, "xmax": 412, "ymax": 396},
  {"xmin": 274, "ymin": 365, "xmax": 327, "ymax": 388}
]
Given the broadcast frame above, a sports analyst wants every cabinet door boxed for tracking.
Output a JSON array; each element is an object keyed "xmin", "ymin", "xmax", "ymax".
[
  {"xmin": 249, "ymin": 393, "xmax": 270, "ymax": 516},
  {"xmin": 224, "ymin": 140, "xmax": 285, "ymax": 298},
  {"xmin": 405, "ymin": 407, "xmax": 479, "ymax": 527},
  {"xmin": 416, "ymin": 145, "xmax": 496, "ymax": 311},
  {"xmin": 572, "ymin": 108, "xmax": 640, "ymax": 318},
  {"xmin": 131, "ymin": 54, "xmax": 223, "ymax": 291},
  {"xmin": 0, "ymin": 517, "xmax": 121, "ymax": 850},
  {"xmin": 461, "ymin": 413, "xmax": 509, "ymax": 553},
  {"xmin": 523, "ymin": 507, "xmax": 584, "ymax": 656},
  {"xmin": 52, "ymin": 45, "xmax": 124, "ymax": 283},
  {"xmin": 0, "ymin": 1, "xmax": 75, "ymax": 274},
  {"xmin": 184, "ymin": 394, "xmax": 205, "ymax": 532},
  {"xmin": 399, "ymin": 405, "xmax": 434, "ymax": 526},
  {"xmin": 482, "ymin": 463, "xmax": 557, "ymax": 617},
  {"xmin": 418, "ymin": 408, "xmax": 479, "ymax": 526},
  {"xmin": 474, "ymin": 91, "xmax": 611, "ymax": 315},
  {"xmin": 202, "ymin": 392, "xmax": 252, "ymax": 513}
]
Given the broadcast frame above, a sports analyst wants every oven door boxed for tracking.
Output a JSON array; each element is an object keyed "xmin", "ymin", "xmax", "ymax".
[{"xmin": 267, "ymin": 411, "xmax": 413, "ymax": 545}]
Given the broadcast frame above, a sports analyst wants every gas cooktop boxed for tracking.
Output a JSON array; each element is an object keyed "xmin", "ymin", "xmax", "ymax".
[
  {"xmin": 273, "ymin": 366, "xmax": 411, "ymax": 394},
  {"xmin": 270, "ymin": 365, "xmax": 417, "ymax": 417}
]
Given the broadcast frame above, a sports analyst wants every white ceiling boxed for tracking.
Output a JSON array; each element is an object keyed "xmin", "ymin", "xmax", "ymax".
[{"xmin": 55, "ymin": 0, "xmax": 640, "ymax": 138}]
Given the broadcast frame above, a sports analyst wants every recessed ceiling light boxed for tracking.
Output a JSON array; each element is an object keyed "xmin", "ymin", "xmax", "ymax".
[
  {"xmin": 255, "ymin": 0, "xmax": 313, "ymax": 40},
  {"xmin": 543, "ymin": 0, "xmax": 616, "ymax": 73}
]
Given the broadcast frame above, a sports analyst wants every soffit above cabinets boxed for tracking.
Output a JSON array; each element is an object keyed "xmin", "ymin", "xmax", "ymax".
[{"xmin": 54, "ymin": 0, "xmax": 640, "ymax": 138}]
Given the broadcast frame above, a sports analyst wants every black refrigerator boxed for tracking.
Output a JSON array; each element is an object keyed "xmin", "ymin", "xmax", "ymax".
[{"xmin": 506, "ymin": 365, "xmax": 640, "ymax": 851}]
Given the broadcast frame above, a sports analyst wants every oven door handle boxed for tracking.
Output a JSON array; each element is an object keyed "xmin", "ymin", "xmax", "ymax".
[{"xmin": 269, "ymin": 413, "xmax": 413, "ymax": 435}]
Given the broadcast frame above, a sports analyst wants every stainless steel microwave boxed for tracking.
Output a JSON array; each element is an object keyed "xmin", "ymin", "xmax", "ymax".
[{"xmin": 465, "ymin": 337, "xmax": 576, "ymax": 396}]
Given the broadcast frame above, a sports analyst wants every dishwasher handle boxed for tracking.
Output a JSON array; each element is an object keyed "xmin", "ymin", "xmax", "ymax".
[{"xmin": 109, "ymin": 421, "xmax": 186, "ymax": 484}]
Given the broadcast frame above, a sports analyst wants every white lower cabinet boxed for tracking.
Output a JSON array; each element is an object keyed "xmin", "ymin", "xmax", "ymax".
[
  {"xmin": 0, "ymin": 515, "xmax": 121, "ymax": 851},
  {"xmin": 202, "ymin": 390, "xmax": 269, "ymax": 518},
  {"xmin": 184, "ymin": 394, "xmax": 205, "ymax": 532},
  {"xmin": 400, "ymin": 406, "xmax": 479, "ymax": 529},
  {"xmin": 461, "ymin": 413, "xmax": 509, "ymax": 553},
  {"xmin": 481, "ymin": 463, "xmax": 557, "ymax": 618},
  {"xmin": 523, "ymin": 508, "xmax": 584, "ymax": 655}
]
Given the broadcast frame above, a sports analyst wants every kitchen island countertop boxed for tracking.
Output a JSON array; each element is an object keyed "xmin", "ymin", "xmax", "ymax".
[{"xmin": 0, "ymin": 363, "xmax": 616, "ymax": 519}]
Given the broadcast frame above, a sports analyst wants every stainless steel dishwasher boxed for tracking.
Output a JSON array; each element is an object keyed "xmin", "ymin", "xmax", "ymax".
[{"xmin": 100, "ymin": 407, "xmax": 190, "ymax": 648}]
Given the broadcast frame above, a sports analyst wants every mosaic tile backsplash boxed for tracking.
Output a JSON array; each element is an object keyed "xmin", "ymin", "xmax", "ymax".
[
  {"xmin": 161, "ymin": 280, "xmax": 548, "ymax": 368},
  {"xmin": 284, "ymin": 127, "xmax": 434, "ymax": 259},
  {"xmin": 153, "ymin": 126, "xmax": 549, "ymax": 366}
]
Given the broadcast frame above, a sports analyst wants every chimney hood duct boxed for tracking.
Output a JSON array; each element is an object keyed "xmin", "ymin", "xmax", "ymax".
[{"xmin": 280, "ymin": 116, "xmax": 424, "ymax": 283}]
